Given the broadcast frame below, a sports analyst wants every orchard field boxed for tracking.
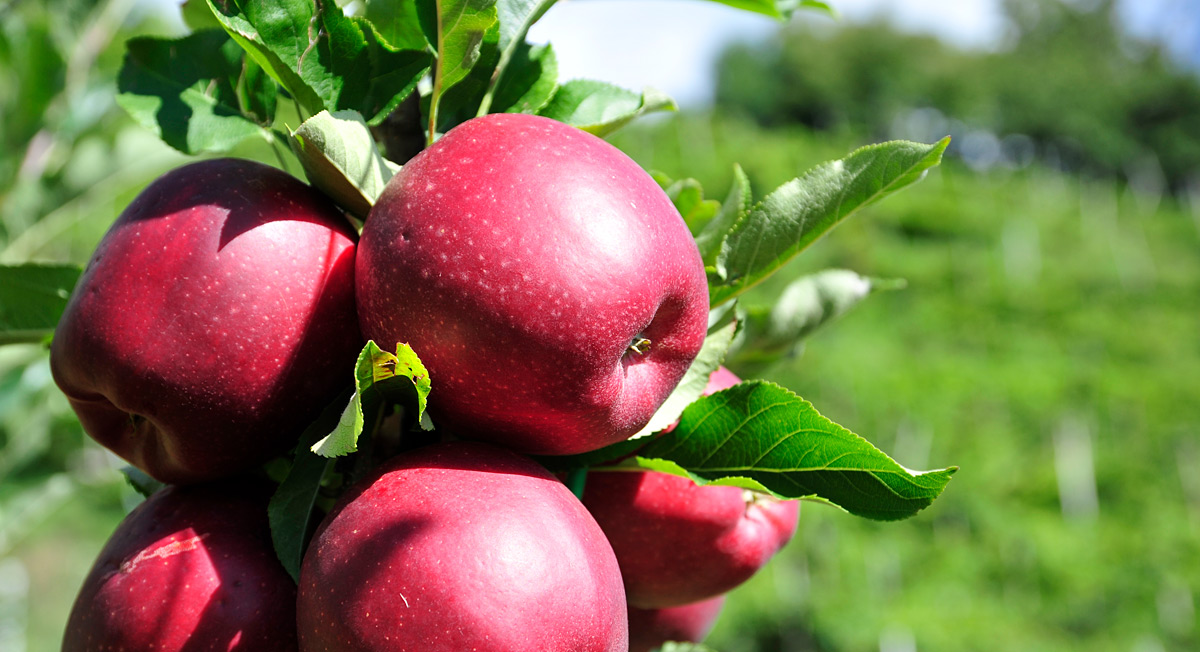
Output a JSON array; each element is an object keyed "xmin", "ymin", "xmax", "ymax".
[{"xmin": 2, "ymin": 1, "xmax": 1199, "ymax": 651}]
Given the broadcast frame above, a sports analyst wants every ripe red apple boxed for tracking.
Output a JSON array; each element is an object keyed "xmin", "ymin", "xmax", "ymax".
[
  {"xmin": 356, "ymin": 113, "xmax": 709, "ymax": 456},
  {"xmin": 297, "ymin": 441, "xmax": 628, "ymax": 652},
  {"xmin": 703, "ymin": 365, "xmax": 742, "ymax": 395},
  {"xmin": 629, "ymin": 595, "xmax": 726, "ymax": 652},
  {"xmin": 583, "ymin": 469, "xmax": 798, "ymax": 608},
  {"xmin": 62, "ymin": 481, "xmax": 297, "ymax": 652},
  {"xmin": 50, "ymin": 158, "xmax": 362, "ymax": 484}
]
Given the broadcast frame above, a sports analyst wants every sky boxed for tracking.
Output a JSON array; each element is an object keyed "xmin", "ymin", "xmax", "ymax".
[
  {"xmin": 527, "ymin": 0, "xmax": 1006, "ymax": 108},
  {"xmin": 527, "ymin": 0, "xmax": 1200, "ymax": 109}
]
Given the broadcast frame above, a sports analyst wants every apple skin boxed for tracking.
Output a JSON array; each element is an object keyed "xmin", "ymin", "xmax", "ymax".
[
  {"xmin": 50, "ymin": 158, "xmax": 362, "ymax": 484},
  {"xmin": 356, "ymin": 113, "xmax": 709, "ymax": 456},
  {"xmin": 582, "ymin": 469, "xmax": 799, "ymax": 608},
  {"xmin": 703, "ymin": 365, "xmax": 742, "ymax": 395},
  {"xmin": 297, "ymin": 441, "xmax": 628, "ymax": 652},
  {"xmin": 628, "ymin": 595, "xmax": 726, "ymax": 652},
  {"xmin": 62, "ymin": 481, "xmax": 297, "ymax": 652}
]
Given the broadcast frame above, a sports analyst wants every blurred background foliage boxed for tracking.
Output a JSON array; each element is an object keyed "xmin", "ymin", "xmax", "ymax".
[
  {"xmin": 717, "ymin": 0, "xmax": 1200, "ymax": 192},
  {"xmin": 1, "ymin": 0, "xmax": 1198, "ymax": 651}
]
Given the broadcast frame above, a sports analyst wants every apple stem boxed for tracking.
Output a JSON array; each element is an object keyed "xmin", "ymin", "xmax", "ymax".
[
  {"xmin": 565, "ymin": 467, "xmax": 588, "ymax": 500},
  {"xmin": 628, "ymin": 337, "xmax": 652, "ymax": 356}
]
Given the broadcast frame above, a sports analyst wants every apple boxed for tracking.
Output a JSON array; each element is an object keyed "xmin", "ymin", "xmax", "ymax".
[
  {"xmin": 297, "ymin": 441, "xmax": 628, "ymax": 652},
  {"xmin": 62, "ymin": 481, "xmax": 297, "ymax": 652},
  {"xmin": 50, "ymin": 158, "xmax": 362, "ymax": 484},
  {"xmin": 628, "ymin": 595, "xmax": 726, "ymax": 652},
  {"xmin": 356, "ymin": 113, "xmax": 709, "ymax": 456},
  {"xmin": 582, "ymin": 469, "xmax": 799, "ymax": 608},
  {"xmin": 702, "ymin": 365, "xmax": 742, "ymax": 395}
]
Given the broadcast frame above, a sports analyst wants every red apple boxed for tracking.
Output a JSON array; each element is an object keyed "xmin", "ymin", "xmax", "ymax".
[
  {"xmin": 583, "ymin": 470, "xmax": 798, "ymax": 608},
  {"xmin": 629, "ymin": 595, "xmax": 726, "ymax": 652},
  {"xmin": 703, "ymin": 365, "xmax": 742, "ymax": 395},
  {"xmin": 356, "ymin": 113, "xmax": 709, "ymax": 456},
  {"xmin": 50, "ymin": 158, "xmax": 362, "ymax": 484},
  {"xmin": 297, "ymin": 441, "xmax": 628, "ymax": 652},
  {"xmin": 62, "ymin": 481, "xmax": 297, "ymax": 652}
]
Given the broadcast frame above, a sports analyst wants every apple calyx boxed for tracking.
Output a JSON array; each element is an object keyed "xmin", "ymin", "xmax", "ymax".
[{"xmin": 628, "ymin": 336, "xmax": 653, "ymax": 355}]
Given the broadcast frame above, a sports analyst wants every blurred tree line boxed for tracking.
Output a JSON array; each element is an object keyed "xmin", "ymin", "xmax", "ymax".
[{"xmin": 715, "ymin": 0, "xmax": 1200, "ymax": 192}]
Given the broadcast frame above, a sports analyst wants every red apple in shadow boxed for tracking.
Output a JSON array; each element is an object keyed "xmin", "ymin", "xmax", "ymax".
[
  {"xmin": 583, "ymin": 469, "xmax": 799, "ymax": 609},
  {"xmin": 50, "ymin": 158, "xmax": 362, "ymax": 484},
  {"xmin": 629, "ymin": 595, "xmax": 726, "ymax": 652},
  {"xmin": 62, "ymin": 481, "xmax": 297, "ymax": 652},
  {"xmin": 298, "ymin": 441, "xmax": 628, "ymax": 652},
  {"xmin": 584, "ymin": 367, "xmax": 799, "ymax": 608},
  {"xmin": 356, "ymin": 113, "xmax": 709, "ymax": 456}
]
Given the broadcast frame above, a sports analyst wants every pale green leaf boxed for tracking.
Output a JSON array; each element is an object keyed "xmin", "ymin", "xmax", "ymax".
[
  {"xmin": 289, "ymin": 109, "xmax": 396, "ymax": 220},
  {"xmin": 728, "ymin": 269, "xmax": 899, "ymax": 373},
  {"xmin": 710, "ymin": 138, "xmax": 948, "ymax": 306},
  {"xmin": 538, "ymin": 80, "xmax": 676, "ymax": 137}
]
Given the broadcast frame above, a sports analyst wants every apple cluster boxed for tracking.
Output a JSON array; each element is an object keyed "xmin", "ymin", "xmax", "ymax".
[{"xmin": 53, "ymin": 114, "xmax": 798, "ymax": 651}]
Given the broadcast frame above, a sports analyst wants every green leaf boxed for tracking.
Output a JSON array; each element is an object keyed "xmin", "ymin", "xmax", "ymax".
[
  {"xmin": 538, "ymin": 80, "xmax": 677, "ymax": 137},
  {"xmin": 495, "ymin": 0, "xmax": 557, "ymax": 53},
  {"xmin": 634, "ymin": 380, "xmax": 957, "ymax": 521},
  {"xmin": 116, "ymin": 30, "xmax": 273, "ymax": 154},
  {"xmin": 422, "ymin": 0, "xmax": 500, "ymax": 139},
  {"xmin": 269, "ymin": 388, "xmax": 353, "ymax": 581},
  {"xmin": 728, "ymin": 269, "xmax": 900, "ymax": 372},
  {"xmin": 424, "ymin": 19, "xmax": 501, "ymax": 133},
  {"xmin": 289, "ymin": 109, "xmax": 396, "ymax": 221},
  {"xmin": 489, "ymin": 41, "xmax": 558, "ymax": 114},
  {"xmin": 120, "ymin": 466, "xmax": 164, "ymax": 499},
  {"xmin": 0, "ymin": 263, "xmax": 81, "ymax": 345},
  {"xmin": 356, "ymin": 17, "xmax": 436, "ymax": 125},
  {"xmin": 476, "ymin": 0, "xmax": 558, "ymax": 114},
  {"xmin": 630, "ymin": 307, "xmax": 740, "ymax": 440},
  {"xmin": 181, "ymin": 0, "xmax": 222, "ymax": 31},
  {"xmin": 656, "ymin": 176, "xmax": 719, "ymax": 234},
  {"xmin": 703, "ymin": 0, "xmax": 832, "ymax": 18},
  {"xmin": 235, "ymin": 55, "xmax": 278, "ymax": 126},
  {"xmin": 788, "ymin": 0, "xmax": 837, "ymax": 17},
  {"xmin": 704, "ymin": 0, "xmax": 787, "ymax": 17},
  {"xmin": 363, "ymin": 0, "xmax": 430, "ymax": 50},
  {"xmin": 206, "ymin": 0, "xmax": 323, "ymax": 115},
  {"xmin": 656, "ymin": 643, "xmax": 720, "ymax": 652},
  {"xmin": 709, "ymin": 138, "xmax": 949, "ymax": 307},
  {"xmin": 207, "ymin": 0, "xmax": 431, "ymax": 123},
  {"xmin": 695, "ymin": 164, "xmax": 751, "ymax": 266},
  {"xmin": 310, "ymin": 341, "xmax": 432, "ymax": 458}
]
